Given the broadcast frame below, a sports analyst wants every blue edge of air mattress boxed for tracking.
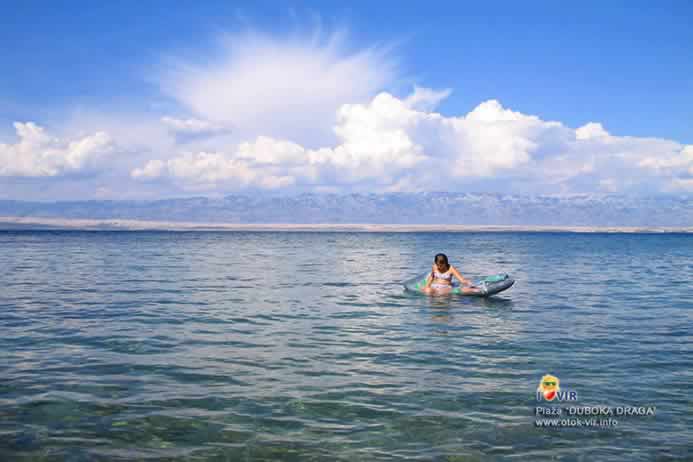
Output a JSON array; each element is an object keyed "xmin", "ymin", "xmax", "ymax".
[{"xmin": 403, "ymin": 272, "xmax": 515, "ymax": 297}]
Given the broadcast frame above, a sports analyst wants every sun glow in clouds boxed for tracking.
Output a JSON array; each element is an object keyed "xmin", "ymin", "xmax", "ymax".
[{"xmin": 159, "ymin": 29, "xmax": 397, "ymax": 146}]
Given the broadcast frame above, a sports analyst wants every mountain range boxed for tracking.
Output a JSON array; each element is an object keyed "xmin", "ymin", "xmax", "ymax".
[{"xmin": 0, "ymin": 193, "xmax": 691, "ymax": 227}]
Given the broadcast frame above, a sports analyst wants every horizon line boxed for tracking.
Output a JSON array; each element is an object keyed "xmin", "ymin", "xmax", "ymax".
[{"xmin": 1, "ymin": 217, "xmax": 692, "ymax": 233}]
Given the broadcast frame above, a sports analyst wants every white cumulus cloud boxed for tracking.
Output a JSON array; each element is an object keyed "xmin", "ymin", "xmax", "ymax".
[
  {"xmin": 0, "ymin": 122, "xmax": 114, "ymax": 177},
  {"xmin": 131, "ymin": 87, "xmax": 693, "ymax": 195},
  {"xmin": 132, "ymin": 150, "xmax": 296, "ymax": 190},
  {"xmin": 576, "ymin": 122, "xmax": 610, "ymax": 140}
]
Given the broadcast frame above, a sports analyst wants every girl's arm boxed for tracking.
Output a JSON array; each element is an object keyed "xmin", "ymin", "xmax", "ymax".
[
  {"xmin": 451, "ymin": 266, "xmax": 473, "ymax": 287},
  {"xmin": 425, "ymin": 265, "xmax": 435, "ymax": 288}
]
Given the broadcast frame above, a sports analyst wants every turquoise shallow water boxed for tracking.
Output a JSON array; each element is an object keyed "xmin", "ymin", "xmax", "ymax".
[{"xmin": 1, "ymin": 231, "xmax": 691, "ymax": 461}]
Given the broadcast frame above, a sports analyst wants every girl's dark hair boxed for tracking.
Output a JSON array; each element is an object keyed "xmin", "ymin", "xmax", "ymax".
[{"xmin": 434, "ymin": 253, "xmax": 449, "ymax": 266}]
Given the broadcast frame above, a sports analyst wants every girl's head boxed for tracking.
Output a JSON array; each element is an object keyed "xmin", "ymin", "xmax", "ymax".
[{"xmin": 434, "ymin": 253, "xmax": 449, "ymax": 270}]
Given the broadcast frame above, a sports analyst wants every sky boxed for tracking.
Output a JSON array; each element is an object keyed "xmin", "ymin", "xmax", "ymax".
[{"xmin": 1, "ymin": 0, "xmax": 692, "ymax": 200}]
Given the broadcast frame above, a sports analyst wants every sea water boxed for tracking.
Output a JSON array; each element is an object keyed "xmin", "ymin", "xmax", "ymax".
[{"xmin": 1, "ymin": 231, "xmax": 691, "ymax": 461}]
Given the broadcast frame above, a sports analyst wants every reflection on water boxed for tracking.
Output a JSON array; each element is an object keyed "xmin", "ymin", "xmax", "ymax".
[{"xmin": 0, "ymin": 231, "xmax": 691, "ymax": 461}]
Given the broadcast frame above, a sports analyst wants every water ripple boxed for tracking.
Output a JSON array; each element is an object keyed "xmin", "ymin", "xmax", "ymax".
[{"xmin": 1, "ymin": 231, "xmax": 691, "ymax": 460}]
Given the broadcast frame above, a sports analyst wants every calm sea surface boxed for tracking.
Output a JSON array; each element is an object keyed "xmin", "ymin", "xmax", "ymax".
[{"xmin": 1, "ymin": 231, "xmax": 691, "ymax": 461}]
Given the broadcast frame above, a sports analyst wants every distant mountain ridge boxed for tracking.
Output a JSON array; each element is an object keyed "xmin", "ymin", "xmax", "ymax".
[{"xmin": 0, "ymin": 193, "xmax": 691, "ymax": 226}]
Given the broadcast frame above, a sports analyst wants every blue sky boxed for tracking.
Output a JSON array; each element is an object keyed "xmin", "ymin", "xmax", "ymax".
[{"xmin": 1, "ymin": 1, "xmax": 692, "ymax": 200}]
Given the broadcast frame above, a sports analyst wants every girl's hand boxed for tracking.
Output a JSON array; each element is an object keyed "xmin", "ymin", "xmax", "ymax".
[
  {"xmin": 450, "ymin": 266, "xmax": 473, "ymax": 287},
  {"xmin": 461, "ymin": 278, "xmax": 474, "ymax": 287}
]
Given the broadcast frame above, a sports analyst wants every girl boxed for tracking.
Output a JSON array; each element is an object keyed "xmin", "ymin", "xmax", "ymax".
[{"xmin": 423, "ymin": 253, "xmax": 483, "ymax": 295}]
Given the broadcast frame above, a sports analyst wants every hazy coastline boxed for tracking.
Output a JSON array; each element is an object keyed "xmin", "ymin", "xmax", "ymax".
[{"xmin": 1, "ymin": 216, "xmax": 692, "ymax": 233}]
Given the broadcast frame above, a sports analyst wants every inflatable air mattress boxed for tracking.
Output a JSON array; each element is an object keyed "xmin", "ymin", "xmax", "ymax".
[{"xmin": 403, "ymin": 272, "xmax": 514, "ymax": 297}]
